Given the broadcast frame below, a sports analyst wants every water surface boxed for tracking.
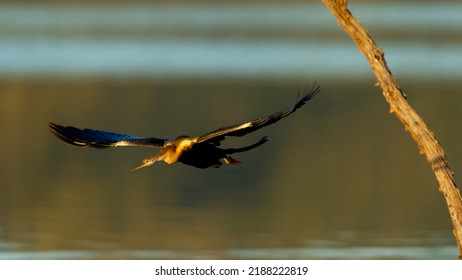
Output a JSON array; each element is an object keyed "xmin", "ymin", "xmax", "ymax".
[
  {"xmin": 0, "ymin": 3, "xmax": 461, "ymax": 79},
  {"xmin": 0, "ymin": 3, "xmax": 461, "ymax": 259}
]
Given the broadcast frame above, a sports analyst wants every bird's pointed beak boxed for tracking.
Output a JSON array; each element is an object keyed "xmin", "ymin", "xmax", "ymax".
[
  {"xmin": 131, "ymin": 160, "xmax": 154, "ymax": 171},
  {"xmin": 131, "ymin": 153, "xmax": 164, "ymax": 171}
]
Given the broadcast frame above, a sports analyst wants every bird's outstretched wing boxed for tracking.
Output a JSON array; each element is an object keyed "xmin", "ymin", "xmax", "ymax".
[
  {"xmin": 48, "ymin": 122, "xmax": 167, "ymax": 148},
  {"xmin": 196, "ymin": 83, "xmax": 320, "ymax": 145}
]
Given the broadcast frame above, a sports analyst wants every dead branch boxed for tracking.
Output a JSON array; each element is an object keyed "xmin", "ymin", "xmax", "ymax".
[{"xmin": 322, "ymin": 0, "xmax": 462, "ymax": 258}]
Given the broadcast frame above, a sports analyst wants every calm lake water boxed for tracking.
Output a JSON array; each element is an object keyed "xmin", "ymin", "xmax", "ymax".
[
  {"xmin": 0, "ymin": 2, "xmax": 461, "ymax": 259},
  {"xmin": 0, "ymin": 3, "xmax": 461, "ymax": 79}
]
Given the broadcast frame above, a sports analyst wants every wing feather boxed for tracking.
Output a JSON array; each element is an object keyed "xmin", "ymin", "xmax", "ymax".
[
  {"xmin": 196, "ymin": 83, "xmax": 320, "ymax": 145},
  {"xmin": 48, "ymin": 122, "xmax": 166, "ymax": 148}
]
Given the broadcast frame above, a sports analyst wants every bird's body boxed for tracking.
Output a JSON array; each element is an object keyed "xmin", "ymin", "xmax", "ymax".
[{"xmin": 48, "ymin": 84, "xmax": 319, "ymax": 170}]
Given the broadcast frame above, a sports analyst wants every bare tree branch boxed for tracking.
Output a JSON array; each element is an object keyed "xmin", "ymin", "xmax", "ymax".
[{"xmin": 322, "ymin": 0, "xmax": 462, "ymax": 258}]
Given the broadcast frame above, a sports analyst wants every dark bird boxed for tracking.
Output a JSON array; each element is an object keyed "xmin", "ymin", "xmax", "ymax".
[{"xmin": 48, "ymin": 84, "xmax": 320, "ymax": 170}]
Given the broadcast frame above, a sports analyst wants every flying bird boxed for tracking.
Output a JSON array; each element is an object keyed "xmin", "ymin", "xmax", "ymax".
[{"xmin": 49, "ymin": 84, "xmax": 320, "ymax": 170}]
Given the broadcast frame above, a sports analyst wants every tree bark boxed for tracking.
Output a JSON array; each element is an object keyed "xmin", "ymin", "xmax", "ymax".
[{"xmin": 322, "ymin": 0, "xmax": 462, "ymax": 258}]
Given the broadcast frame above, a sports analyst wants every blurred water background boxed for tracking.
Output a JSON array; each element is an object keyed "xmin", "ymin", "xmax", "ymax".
[{"xmin": 0, "ymin": 0, "xmax": 461, "ymax": 259}]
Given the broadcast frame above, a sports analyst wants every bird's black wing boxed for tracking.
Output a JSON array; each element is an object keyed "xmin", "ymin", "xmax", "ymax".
[
  {"xmin": 196, "ymin": 83, "xmax": 320, "ymax": 145},
  {"xmin": 48, "ymin": 122, "xmax": 167, "ymax": 148}
]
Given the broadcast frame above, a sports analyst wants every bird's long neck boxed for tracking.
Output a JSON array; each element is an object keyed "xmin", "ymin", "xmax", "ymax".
[
  {"xmin": 163, "ymin": 147, "xmax": 179, "ymax": 164},
  {"xmin": 163, "ymin": 138, "xmax": 195, "ymax": 164}
]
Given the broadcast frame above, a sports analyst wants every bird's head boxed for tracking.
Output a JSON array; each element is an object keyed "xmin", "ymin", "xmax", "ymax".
[{"xmin": 131, "ymin": 149, "xmax": 169, "ymax": 171}]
